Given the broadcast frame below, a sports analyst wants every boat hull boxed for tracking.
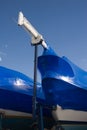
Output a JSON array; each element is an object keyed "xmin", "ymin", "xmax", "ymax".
[
  {"xmin": 0, "ymin": 66, "xmax": 49, "ymax": 118},
  {"xmin": 38, "ymin": 47, "xmax": 87, "ymax": 122}
]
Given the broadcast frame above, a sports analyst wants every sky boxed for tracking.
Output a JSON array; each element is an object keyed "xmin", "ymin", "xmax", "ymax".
[{"xmin": 0, "ymin": 0, "xmax": 87, "ymax": 82}]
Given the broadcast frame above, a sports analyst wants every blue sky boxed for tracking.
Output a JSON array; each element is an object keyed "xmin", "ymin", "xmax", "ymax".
[{"xmin": 0, "ymin": 0, "xmax": 87, "ymax": 81}]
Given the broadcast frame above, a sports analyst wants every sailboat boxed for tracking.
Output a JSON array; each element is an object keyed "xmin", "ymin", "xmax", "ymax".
[
  {"xmin": 17, "ymin": 11, "xmax": 87, "ymax": 123},
  {"xmin": 0, "ymin": 66, "xmax": 45, "ymax": 117},
  {"xmin": 0, "ymin": 66, "xmax": 53, "ymax": 129},
  {"xmin": 0, "ymin": 11, "xmax": 87, "ymax": 129},
  {"xmin": 38, "ymin": 46, "xmax": 87, "ymax": 122}
]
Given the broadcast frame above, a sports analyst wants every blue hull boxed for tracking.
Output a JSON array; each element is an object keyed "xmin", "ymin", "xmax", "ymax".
[
  {"xmin": 38, "ymin": 47, "xmax": 87, "ymax": 111},
  {"xmin": 0, "ymin": 66, "xmax": 47, "ymax": 115}
]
